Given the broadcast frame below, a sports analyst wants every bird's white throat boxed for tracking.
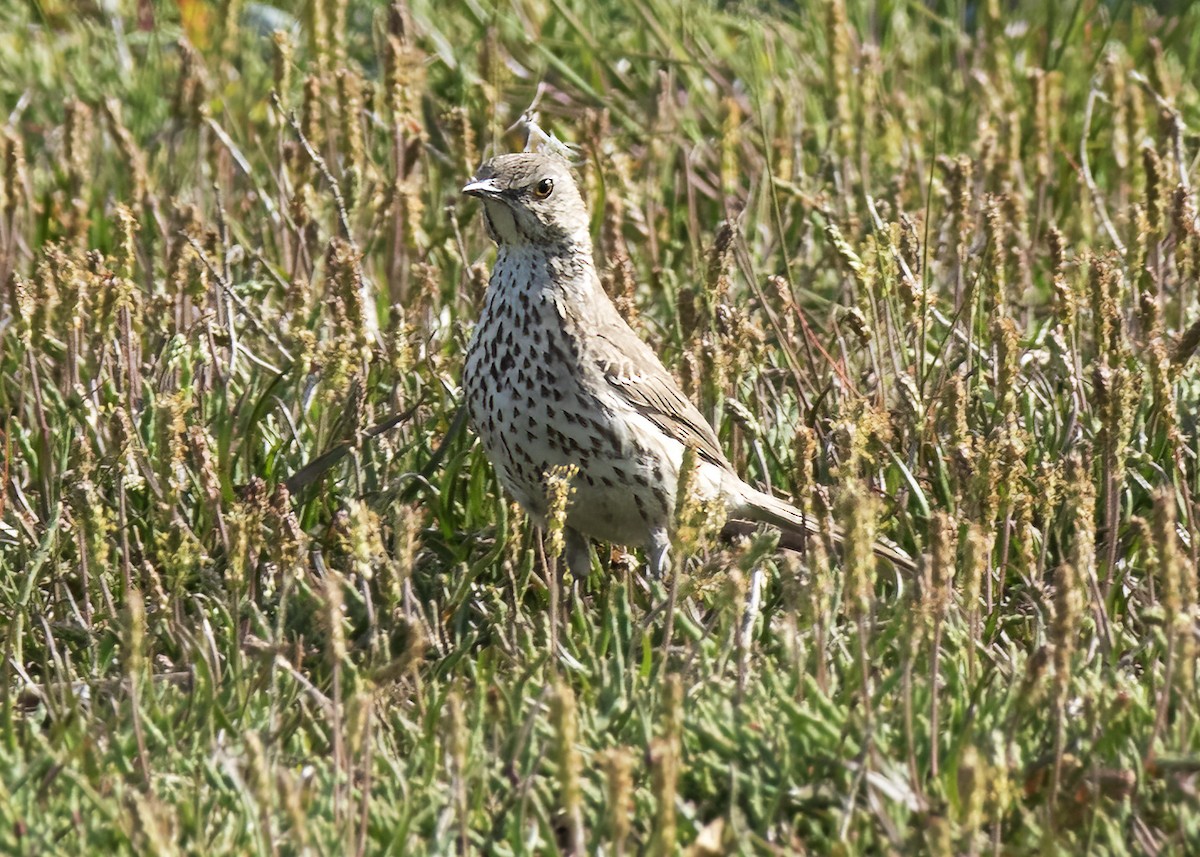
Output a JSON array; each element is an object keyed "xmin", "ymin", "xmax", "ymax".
[{"xmin": 480, "ymin": 198, "xmax": 521, "ymax": 245}]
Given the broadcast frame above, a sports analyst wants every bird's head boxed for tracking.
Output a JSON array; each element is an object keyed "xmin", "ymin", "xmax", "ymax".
[{"xmin": 462, "ymin": 153, "xmax": 589, "ymax": 247}]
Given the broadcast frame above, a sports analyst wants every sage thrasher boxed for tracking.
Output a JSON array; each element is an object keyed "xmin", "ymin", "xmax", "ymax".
[{"xmin": 462, "ymin": 152, "xmax": 913, "ymax": 577}]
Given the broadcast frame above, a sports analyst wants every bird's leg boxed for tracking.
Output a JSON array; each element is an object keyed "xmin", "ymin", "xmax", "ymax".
[
  {"xmin": 564, "ymin": 527, "xmax": 593, "ymax": 584},
  {"xmin": 650, "ymin": 526, "xmax": 680, "ymax": 660},
  {"xmin": 647, "ymin": 527, "xmax": 671, "ymax": 579}
]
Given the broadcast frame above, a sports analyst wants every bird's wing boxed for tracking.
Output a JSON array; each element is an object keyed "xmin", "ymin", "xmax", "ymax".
[{"xmin": 584, "ymin": 301, "xmax": 733, "ymax": 472}]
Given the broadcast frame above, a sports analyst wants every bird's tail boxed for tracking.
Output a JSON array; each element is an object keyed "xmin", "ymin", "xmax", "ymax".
[{"xmin": 732, "ymin": 486, "xmax": 916, "ymax": 573}]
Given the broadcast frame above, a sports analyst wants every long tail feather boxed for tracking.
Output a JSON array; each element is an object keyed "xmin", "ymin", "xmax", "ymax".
[{"xmin": 731, "ymin": 487, "xmax": 916, "ymax": 573}]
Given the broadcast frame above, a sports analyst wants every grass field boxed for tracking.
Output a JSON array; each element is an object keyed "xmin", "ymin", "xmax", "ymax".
[{"xmin": 2, "ymin": 0, "xmax": 1200, "ymax": 853}]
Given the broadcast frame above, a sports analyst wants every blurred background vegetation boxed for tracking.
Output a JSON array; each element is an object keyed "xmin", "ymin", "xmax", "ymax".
[{"xmin": 1, "ymin": 0, "xmax": 1199, "ymax": 853}]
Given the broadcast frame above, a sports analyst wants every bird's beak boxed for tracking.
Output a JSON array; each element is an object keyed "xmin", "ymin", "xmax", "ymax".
[{"xmin": 462, "ymin": 177, "xmax": 503, "ymax": 199}]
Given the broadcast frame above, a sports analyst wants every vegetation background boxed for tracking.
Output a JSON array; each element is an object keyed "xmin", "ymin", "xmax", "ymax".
[{"xmin": 1, "ymin": 0, "xmax": 1199, "ymax": 853}]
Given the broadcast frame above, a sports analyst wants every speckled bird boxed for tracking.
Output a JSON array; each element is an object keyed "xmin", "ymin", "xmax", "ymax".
[{"xmin": 461, "ymin": 152, "xmax": 912, "ymax": 577}]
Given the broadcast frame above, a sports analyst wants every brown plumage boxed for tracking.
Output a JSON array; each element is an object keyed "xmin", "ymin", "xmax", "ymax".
[{"xmin": 461, "ymin": 152, "xmax": 914, "ymax": 576}]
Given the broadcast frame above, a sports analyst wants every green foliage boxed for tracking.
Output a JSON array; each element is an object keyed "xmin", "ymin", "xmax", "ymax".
[{"xmin": 2, "ymin": 0, "xmax": 1199, "ymax": 853}]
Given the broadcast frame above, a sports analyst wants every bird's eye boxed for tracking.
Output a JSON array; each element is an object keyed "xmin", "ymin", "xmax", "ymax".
[{"xmin": 533, "ymin": 178, "xmax": 554, "ymax": 199}]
